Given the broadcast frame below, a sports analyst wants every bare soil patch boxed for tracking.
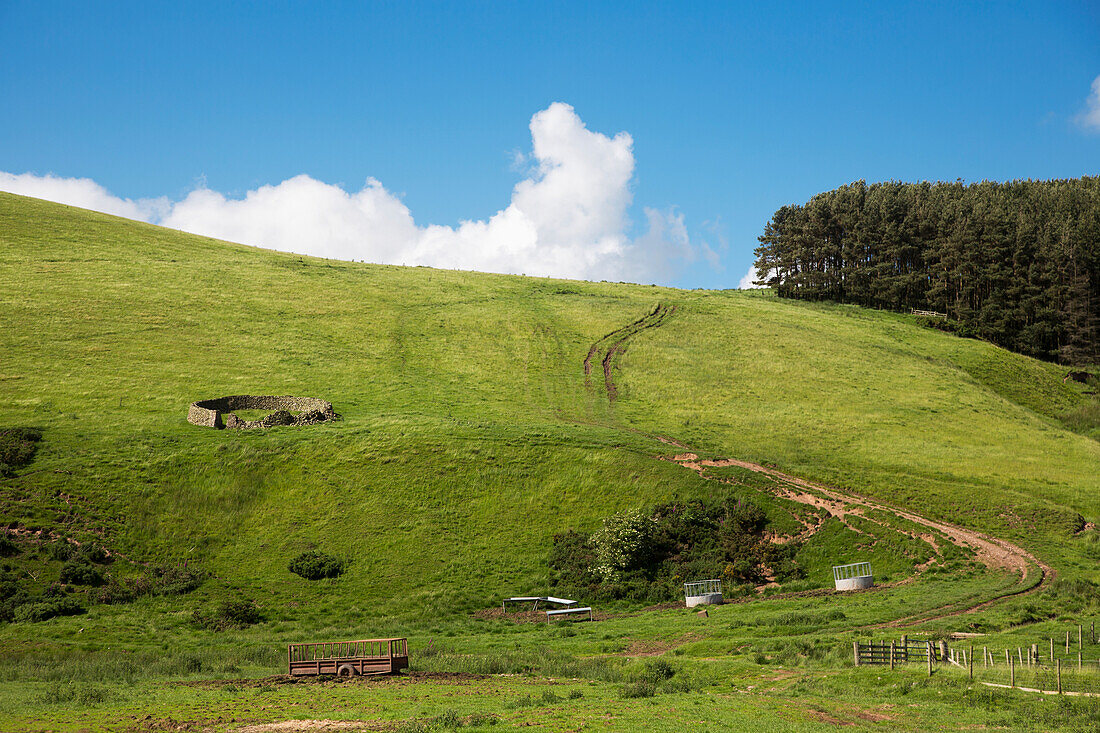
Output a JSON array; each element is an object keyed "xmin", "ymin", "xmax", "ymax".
[{"xmin": 181, "ymin": 671, "xmax": 486, "ymax": 690}]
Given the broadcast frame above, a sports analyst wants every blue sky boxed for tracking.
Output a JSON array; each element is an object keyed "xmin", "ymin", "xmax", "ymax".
[{"xmin": 2, "ymin": 1, "xmax": 1099, "ymax": 288}]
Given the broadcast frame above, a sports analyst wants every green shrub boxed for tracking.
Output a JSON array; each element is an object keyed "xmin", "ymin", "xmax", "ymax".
[
  {"xmin": 37, "ymin": 682, "xmax": 111, "ymax": 706},
  {"xmin": 0, "ymin": 534, "xmax": 17, "ymax": 557},
  {"xmin": 288, "ymin": 550, "xmax": 347, "ymax": 580},
  {"xmin": 0, "ymin": 579, "xmax": 31, "ymax": 622},
  {"xmin": 551, "ymin": 497, "xmax": 796, "ymax": 601},
  {"xmin": 0, "ymin": 427, "xmax": 42, "ymax": 476},
  {"xmin": 149, "ymin": 564, "xmax": 204, "ymax": 595},
  {"xmin": 589, "ymin": 509, "xmax": 657, "ymax": 583},
  {"xmin": 428, "ymin": 709, "xmax": 461, "ymax": 728},
  {"xmin": 59, "ymin": 559, "xmax": 104, "ymax": 586},
  {"xmin": 77, "ymin": 544, "xmax": 109, "ymax": 564},
  {"xmin": 88, "ymin": 564, "xmax": 203, "ymax": 606},
  {"xmin": 88, "ymin": 578, "xmax": 135, "ymax": 605},
  {"xmin": 48, "ymin": 541, "xmax": 74, "ymax": 561},
  {"xmin": 192, "ymin": 599, "xmax": 262, "ymax": 631},
  {"xmin": 13, "ymin": 597, "xmax": 83, "ymax": 622}
]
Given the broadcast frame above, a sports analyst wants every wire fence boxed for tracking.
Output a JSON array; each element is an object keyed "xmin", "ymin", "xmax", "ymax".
[{"xmin": 853, "ymin": 621, "xmax": 1100, "ymax": 697}]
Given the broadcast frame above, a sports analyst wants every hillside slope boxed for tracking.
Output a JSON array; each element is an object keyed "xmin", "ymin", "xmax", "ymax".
[{"xmin": 1, "ymin": 191, "xmax": 1097, "ymax": 628}]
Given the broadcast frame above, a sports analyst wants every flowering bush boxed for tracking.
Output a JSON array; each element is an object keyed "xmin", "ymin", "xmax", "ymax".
[{"xmin": 589, "ymin": 509, "xmax": 657, "ymax": 583}]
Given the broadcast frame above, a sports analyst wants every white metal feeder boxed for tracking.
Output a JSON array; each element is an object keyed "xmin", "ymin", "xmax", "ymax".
[
  {"xmin": 832, "ymin": 562, "xmax": 873, "ymax": 590},
  {"xmin": 683, "ymin": 579, "xmax": 723, "ymax": 607}
]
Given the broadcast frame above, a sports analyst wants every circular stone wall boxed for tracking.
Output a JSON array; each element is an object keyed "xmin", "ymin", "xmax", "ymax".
[{"xmin": 187, "ymin": 395, "xmax": 337, "ymax": 429}]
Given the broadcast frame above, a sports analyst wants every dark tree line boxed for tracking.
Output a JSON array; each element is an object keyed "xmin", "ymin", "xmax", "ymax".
[{"xmin": 753, "ymin": 178, "xmax": 1100, "ymax": 364}]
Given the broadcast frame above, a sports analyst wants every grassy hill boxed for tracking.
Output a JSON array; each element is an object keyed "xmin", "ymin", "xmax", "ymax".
[{"xmin": 1, "ymin": 191, "xmax": 1099, "ymax": 731}]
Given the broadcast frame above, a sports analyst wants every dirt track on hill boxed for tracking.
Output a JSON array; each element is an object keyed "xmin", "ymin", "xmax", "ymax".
[
  {"xmin": 661, "ymin": 449, "xmax": 1053, "ymax": 625},
  {"xmin": 585, "ymin": 303, "xmax": 675, "ymax": 401},
  {"xmin": 580, "ymin": 308, "xmax": 1052, "ymax": 624}
]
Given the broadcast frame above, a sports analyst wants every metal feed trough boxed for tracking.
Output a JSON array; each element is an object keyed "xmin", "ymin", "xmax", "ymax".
[
  {"xmin": 683, "ymin": 579, "xmax": 723, "ymax": 607},
  {"xmin": 501, "ymin": 596, "xmax": 576, "ymax": 612},
  {"xmin": 833, "ymin": 562, "xmax": 873, "ymax": 590},
  {"xmin": 546, "ymin": 606, "xmax": 594, "ymax": 622}
]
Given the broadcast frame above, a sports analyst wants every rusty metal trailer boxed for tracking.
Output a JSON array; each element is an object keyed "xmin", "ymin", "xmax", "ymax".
[{"xmin": 288, "ymin": 638, "xmax": 408, "ymax": 677}]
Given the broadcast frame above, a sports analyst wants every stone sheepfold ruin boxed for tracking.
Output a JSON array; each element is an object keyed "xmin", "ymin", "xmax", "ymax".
[{"xmin": 187, "ymin": 395, "xmax": 338, "ymax": 429}]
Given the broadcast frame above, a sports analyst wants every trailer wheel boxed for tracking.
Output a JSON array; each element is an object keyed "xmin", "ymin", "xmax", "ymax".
[{"xmin": 337, "ymin": 664, "xmax": 357, "ymax": 677}]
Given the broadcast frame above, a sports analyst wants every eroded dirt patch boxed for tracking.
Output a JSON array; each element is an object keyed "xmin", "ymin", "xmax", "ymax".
[{"xmin": 663, "ymin": 450, "xmax": 1052, "ymax": 624}]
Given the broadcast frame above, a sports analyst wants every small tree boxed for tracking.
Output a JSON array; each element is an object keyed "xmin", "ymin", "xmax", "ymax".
[{"xmin": 588, "ymin": 509, "xmax": 656, "ymax": 583}]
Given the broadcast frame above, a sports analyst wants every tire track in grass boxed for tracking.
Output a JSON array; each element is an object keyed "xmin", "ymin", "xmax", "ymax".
[{"xmin": 584, "ymin": 304, "xmax": 676, "ymax": 401}]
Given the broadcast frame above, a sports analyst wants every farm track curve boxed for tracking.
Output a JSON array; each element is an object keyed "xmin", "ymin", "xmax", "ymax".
[
  {"xmin": 584, "ymin": 306, "xmax": 1054, "ymax": 626},
  {"xmin": 662, "ymin": 450, "xmax": 1052, "ymax": 626}
]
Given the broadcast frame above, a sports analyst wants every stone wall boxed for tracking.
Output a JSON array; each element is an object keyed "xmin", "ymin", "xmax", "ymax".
[{"xmin": 187, "ymin": 395, "xmax": 338, "ymax": 430}]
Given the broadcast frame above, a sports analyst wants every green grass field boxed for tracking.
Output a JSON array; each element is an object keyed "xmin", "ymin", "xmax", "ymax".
[{"xmin": 1, "ymin": 191, "xmax": 1098, "ymax": 731}]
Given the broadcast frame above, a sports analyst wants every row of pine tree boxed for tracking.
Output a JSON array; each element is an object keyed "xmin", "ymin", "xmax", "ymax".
[{"xmin": 752, "ymin": 178, "xmax": 1099, "ymax": 364}]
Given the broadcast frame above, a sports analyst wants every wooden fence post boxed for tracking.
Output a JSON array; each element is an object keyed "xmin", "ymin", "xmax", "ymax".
[
  {"xmin": 1057, "ymin": 659, "xmax": 1062, "ymax": 695},
  {"xmin": 1066, "ymin": 630, "xmax": 1070, "ymax": 653},
  {"xmin": 928, "ymin": 642, "xmax": 933, "ymax": 677},
  {"xmin": 854, "ymin": 641, "xmax": 860, "ymax": 667},
  {"xmin": 1079, "ymin": 624, "xmax": 1083, "ymax": 650},
  {"xmin": 890, "ymin": 641, "xmax": 895, "ymax": 670},
  {"xmin": 1050, "ymin": 638, "xmax": 1054, "ymax": 663},
  {"xmin": 1017, "ymin": 647, "xmax": 1023, "ymax": 667},
  {"xmin": 1009, "ymin": 652, "xmax": 1015, "ymax": 688},
  {"xmin": 969, "ymin": 645, "xmax": 973, "ymax": 680},
  {"xmin": 983, "ymin": 646, "xmax": 988, "ymax": 668}
]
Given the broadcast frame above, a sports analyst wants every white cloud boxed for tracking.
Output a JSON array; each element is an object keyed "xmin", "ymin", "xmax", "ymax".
[
  {"xmin": 0, "ymin": 103, "xmax": 710, "ymax": 284},
  {"xmin": 738, "ymin": 264, "xmax": 766, "ymax": 289},
  {"xmin": 161, "ymin": 175, "xmax": 421, "ymax": 264},
  {"xmin": 1076, "ymin": 74, "xmax": 1100, "ymax": 131},
  {"xmin": 0, "ymin": 171, "xmax": 171, "ymax": 221}
]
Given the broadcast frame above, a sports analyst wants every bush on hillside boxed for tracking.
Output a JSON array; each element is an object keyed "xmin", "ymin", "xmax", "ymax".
[
  {"xmin": 0, "ymin": 577, "xmax": 32, "ymax": 622},
  {"xmin": 589, "ymin": 509, "xmax": 657, "ymax": 583},
  {"xmin": 0, "ymin": 535, "xmax": 17, "ymax": 557},
  {"xmin": 59, "ymin": 559, "xmax": 104, "ymax": 587},
  {"xmin": 76, "ymin": 544, "xmax": 109, "ymax": 564},
  {"xmin": 192, "ymin": 599, "xmax": 262, "ymax": 631},
  {"xmin": 0, "ymin": 427, "xmax": 42, "ymax": 477},
  {"xmin": 288, "ymin": 550, "xmax": 347, "ymax": 580},
  {"xmin": 13, "ymin": 597, "xmax": 83, "ymax": 623},
  {"xmin": 89, "ymin": 564, "xmax": 204, "ymax": 605},
  {"xmin": 550, "ymin": 497, "xmax": 801, "ymax": 602},
  {"xmin": 149, "ymin": 564, "xmax": 204, "ymax": 595},
  {"xmin": 88, "ymin": 578, "xmax": 135, "ymax": 605},
  {"xmin": 548, "ymin": 531, "xmax": 600, "ymax": 590},
  {"xmin": 48, "ymin": 540, "xmax": 74, "ymax": 561}
]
